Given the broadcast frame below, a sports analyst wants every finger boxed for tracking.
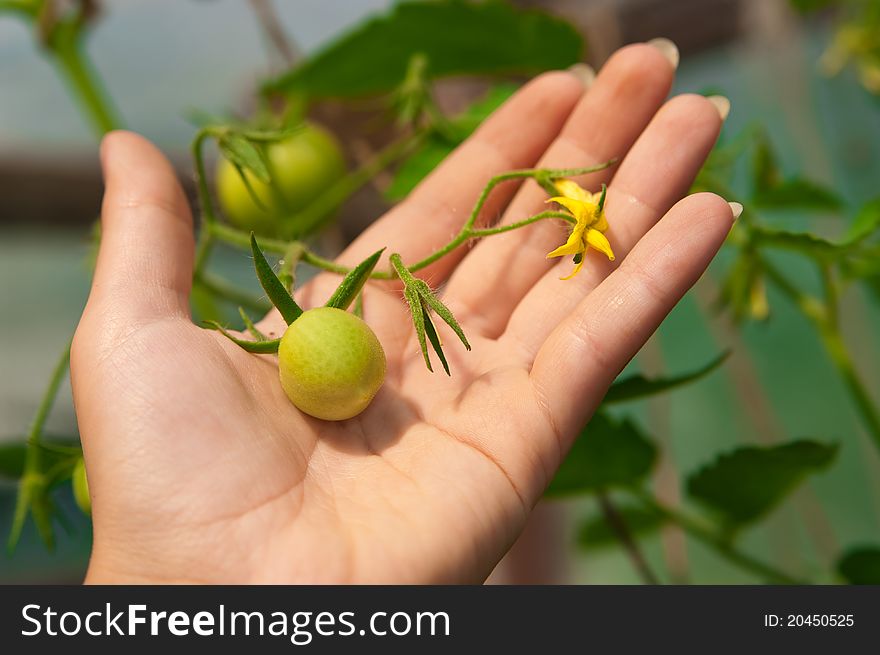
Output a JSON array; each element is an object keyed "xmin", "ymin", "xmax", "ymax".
[
  {"xmin": 529, "ymin": 193, "xmax": 735, "ymax": 441},
  {"xmin": 265, "ymin": 71, "xmax": 586, "ymax": 333},
  {"xmin": 88, "ymin": 131, "xmax": 195, "ymax": 322},
  {"xmin": 504, "ymin": 93, "xmax": 726, "ymax": 358},
  {"xmin": 444, "ymin": 42, "xmax": 678, "ymax": 337}
]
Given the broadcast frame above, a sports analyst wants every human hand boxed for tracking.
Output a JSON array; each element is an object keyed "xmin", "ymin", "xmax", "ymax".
[{"xmin": 72, "ymin": 42, "xmax": 734, "ymax": 583}]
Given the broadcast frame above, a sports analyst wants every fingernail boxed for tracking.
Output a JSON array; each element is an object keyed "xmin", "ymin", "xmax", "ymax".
[
  {"xmin": 729, "ymin": 201, "xmax": 743, "ymax": 220},
  {"xmin": 647, "ymin": 37, "xmax": 679, "ymax": 69},
  {"xmin": 707, "ymin": 95, "xmax": 731, "ymax": 120},
  {"xmin": 567, "ymin": 63, "xmax": 596, "ymax": 89}
]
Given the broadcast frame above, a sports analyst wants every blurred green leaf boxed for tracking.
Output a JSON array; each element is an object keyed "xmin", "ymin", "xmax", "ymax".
[
  {"xmin": 789, "ymin": 0, "xmax": 842, "ymax": 13},
  {"xmin": 546, "ymin": 413, "xmax": 657, "ymax": 497},
  {"xmin": 0, "ymin": 437, "xmax": 80, "ymax": 481},
  {"xmin": 266, "ymin": 1, "xmax": 582, "ymax": 98},
  {"xmin": 752, "ymin": 177, "xmax": 843, "ymax": 211},
  {"xmin": 752, "ymin": 131, "xmax": 781, "ymax": 195},
  {"xmin": 603, "ymin": 351, "xmax": 729, "ymax": 404},
  {"xmin": 0, "ymin": 442, "xmax": 26, "ymax": 480},
  {"xmin": 386, "ymin": 84, "xmax": 517, "ymax": 201},
  {"xmin": 844, "ymin": 198, "xmax": 880, "ymax": 244},
  {"xmin": 751, "ymin": 225, "xmax": 852, "ymax": 259},
  {"xmin": 687, "ymin": 440, "xmax": 838, "ymax": 526},
  {"xmin": 719, "ymin": 249, "xmax": 770, "ymax": 322},
  {"xmin": 218, "ymin": 134, "xmax": 270, "ymax": 183},
  {"xmin": 577, "ymin": 502, "xmax": 667, "ymax": 550},
  {"xmin": 838, "ymin": 546, "xmax": 880, "ymax": 584}
]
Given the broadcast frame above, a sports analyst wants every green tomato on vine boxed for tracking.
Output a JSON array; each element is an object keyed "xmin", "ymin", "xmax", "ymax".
[{"xmin": 215, "ymin": 121, "xmax": 346, "ymax": 238}]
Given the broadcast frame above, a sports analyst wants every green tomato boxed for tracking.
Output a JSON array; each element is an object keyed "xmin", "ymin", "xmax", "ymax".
[
  {"xmin": 72, "ymin": 457, "xmax": 91, "ymax": 516},
  {"xmin": 216, "ymin": 121, "xmax": 346, "ymax": 238},
  {"xmin": 278, "ymin": 307, "xmax": 386, "ymax": 421}
]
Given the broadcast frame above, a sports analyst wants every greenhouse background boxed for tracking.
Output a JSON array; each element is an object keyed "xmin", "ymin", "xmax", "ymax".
[{"xmin": 1, "ymin": 0, "xmax": 879, "ymax": 583}]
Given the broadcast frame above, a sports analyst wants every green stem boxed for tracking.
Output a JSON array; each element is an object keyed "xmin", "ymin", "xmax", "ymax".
[
  {"xmin": 598, "ymin": 492, "xmax": 661, "ymax": 584},
  {"xmin": 51, "ymin": 38, "xmax": 120, "ymax": 137},
  {"xmin": 209, "ymin": 159, "xmax": 604, "ymax": 278},
  {"xmin": 762, "ymin": 260, "xmax": 880, "ymax": 451},
  {"xmin": 9, "ymin": 342, "xmax": 72, "ymax": 551},
  {"xmin": 634, "ymin": 491, "xmax": 806, "ymax": 584},
  {"xmin": 819, "ymin": 325, "xmax": 880, "ymax": 448},
  {"xmin": 212, "ymin": 208, "xmax": 575, "ymax": 282}
]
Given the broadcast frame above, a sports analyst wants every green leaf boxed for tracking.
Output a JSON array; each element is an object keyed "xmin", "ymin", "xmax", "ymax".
[
  {"xmin": 386, "ymin": 84, "xmax": 517, "ymax": 201},
  {"xmin": 0, "ymin": 437, "xmax": 81, "ymax": 481},
  {"xmin": 204, "ymin": 321, "xmax": 281, "ymax": 354},
  {"xmin": 325, "ymin": 249, "xmax": 384, "ymax": 311},
  {"xmin": 577, "ymin": 503, "xmax": 667, "ymax": 550},
  {"xmin": 844, "ymin": 198, "xmax": 880, "ymax": 244},
  {"xmin": 238, "ymin": 307, "xmax": 267, "ymax": 341},
  {"xmin": 391, "ymin": 252, "xmax": 469, "ymax": 373},
  {"xmin": 751, "ymin": 225, "xmax": 852, "ymax": 260},
  {"xmin": 604, "ymin": 351, "xmax": 729, "ymax": 404},
  {"xmin": 218, "ymin": 133, "xmax": 270, "ymax": 183},
  {"xmin": 687, "ymin": 440, "xmax": 838, "ymax": 527},
  {"xmin": 414, "ymin": 279, "xmax": 470, "ymax": 351},
  {"xmin": 545, "ymin": 413, "xmax": 658, "ymax": 497},
  {"xmin": 250, "ymin": 233, "xmax": 303, "ymax": 324},
  {"xmin": 421, "ymin": 304, "xmax": 450, "ymax": 376},
  {"xmin": 838, "ymin": 546, "xmax": 880, "ymax": 584},
  {"xmin": 403, "ymin": 284, "xmax": 432, "ymax": 373},
  {"xmin": 751, "ymin": 130, "xmax": 781, "ymax": 195},
  {"xmin": 752, "ymin": 177, "xmax": 843, "ymax": 211},
  {"xmin": 266, "ymin": 1, "xmax": 582, "ymax": 98}
]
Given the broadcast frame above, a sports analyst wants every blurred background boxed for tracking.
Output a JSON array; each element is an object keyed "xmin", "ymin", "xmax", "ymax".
[{"xmin": 2, "ymin": 0, "xmax": 879, "ymax": 583}]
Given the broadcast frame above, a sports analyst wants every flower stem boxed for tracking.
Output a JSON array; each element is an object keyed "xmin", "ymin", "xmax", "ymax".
[{"xmin": 634, "ymin": 491, "xmax": 806, "ymax": 584}]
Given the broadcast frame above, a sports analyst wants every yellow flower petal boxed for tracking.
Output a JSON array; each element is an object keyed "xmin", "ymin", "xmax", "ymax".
[
  {"xmin": 547, "ymin": 196, "xmax": 594, "ymax": 223},
  {"xmin": 546, "ymin": 224, "xmax": 586, "ymax": 258},
  {"xmin": 586, "ymin": 228, "xmax": 615, "ymax": 261},
  {"xmin": 560, "ymin": 256, "xmax": 585, "ymax": 280},
  {"xmin": 554, "ymin": 179, "xmax": 593, "ymax": 203},
  {"xmin": 592, "ymin": 211, "xmax": 608, "ymax": 232}
]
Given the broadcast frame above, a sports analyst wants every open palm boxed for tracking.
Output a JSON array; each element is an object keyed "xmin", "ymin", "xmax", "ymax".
[{"xmin": 72, "ymin": 43, "xmax": 734, "ymax": 583}]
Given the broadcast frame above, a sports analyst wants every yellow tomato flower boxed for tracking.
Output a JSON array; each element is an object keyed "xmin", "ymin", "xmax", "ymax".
[{"xmin": 546, "ymin": 179, "xmax": 614, "ymax": 279}]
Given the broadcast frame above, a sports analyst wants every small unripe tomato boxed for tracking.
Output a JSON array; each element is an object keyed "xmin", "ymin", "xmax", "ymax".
[
  {"xmin": 278, "ymin": 307, "xmax": 386, "ymax": 421},
  {"xmin": 72, "ymin": 458, "xmax": 90, "ymax": 516},
  {"xmin": 215, "ymin": 121, "xmax": 346, "ymax": 238}
]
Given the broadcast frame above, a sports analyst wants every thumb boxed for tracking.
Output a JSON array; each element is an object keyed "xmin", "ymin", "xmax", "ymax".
[{"xmin": 88, "ymin": 130, "xmax": 195, "ymax": 323}]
